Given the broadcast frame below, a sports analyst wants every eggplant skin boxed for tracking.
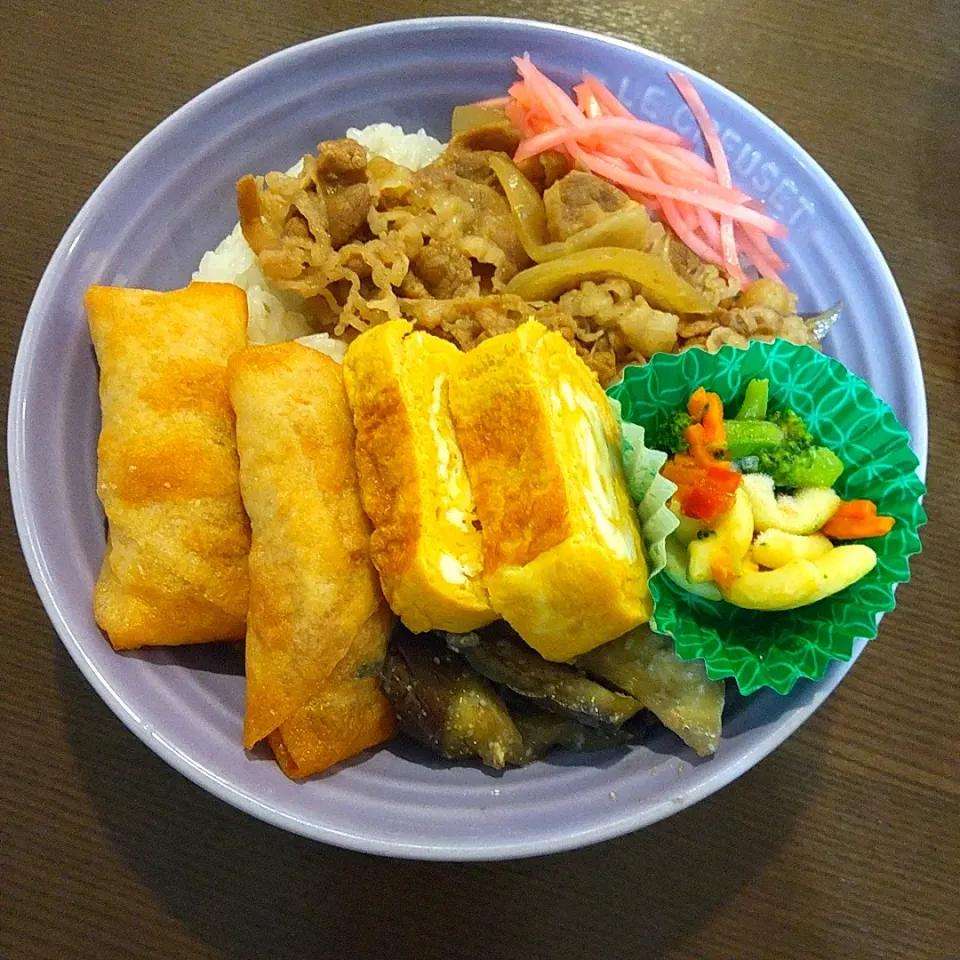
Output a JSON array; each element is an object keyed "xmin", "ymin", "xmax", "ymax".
[
  {"xmin": 456, "ymin": 624, "xmax": 643, "ymax": 731},
  {"xmin": 506, "ymin": 694, "xmax": 655, "ymax": 763},
  {"xmin": 578, "ymin": 626, "xmax": 724, "ymax": 757},
  {"xmin": 381, "ymin": 629, "xmax": 524, "ymax": 769}
]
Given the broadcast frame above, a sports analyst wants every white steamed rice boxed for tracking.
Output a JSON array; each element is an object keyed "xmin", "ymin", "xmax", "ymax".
[
  {"xmin": 192, "ymin": 124, "xmax": 445, "ymax": 360},
  {"xmin": 344, "ymin": 123, "xmax": 445, "ymax": 170}
]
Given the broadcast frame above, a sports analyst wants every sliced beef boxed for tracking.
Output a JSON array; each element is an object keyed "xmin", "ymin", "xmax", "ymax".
[
  {"xmin": 543, "ymin": 170, "xmax": 634, "ymax": 241},
  {"xmin": 412, "ymin": 241, "xmax": 477, "ymax": 299}
]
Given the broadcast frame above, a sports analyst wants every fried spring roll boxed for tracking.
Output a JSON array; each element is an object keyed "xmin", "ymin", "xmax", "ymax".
[
  {"xmin": 85, "ymin": 282, "xmax": 250, "ymax": 650},
  {"xmin": 267, "ymin": 602, "xmax": 397, "ymax": 778},
  {"xmin": 228, "ymin": 342, "xmax": 392, "ymax": 760}
]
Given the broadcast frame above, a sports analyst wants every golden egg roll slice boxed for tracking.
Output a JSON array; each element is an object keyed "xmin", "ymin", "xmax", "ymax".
[
  {"xmin": 228, "ymin": 341, "xmax": 384, "ymax": 750},
  {"xmin": 85, "ymin": 282, "xmax": 250, "ymax": 650},
  {"xmin": 267, "ymin": 601, "xmax": 397, "ymax": 778},
  {"xmin": 343, "ymin": 320, "xmax": 494, "ymax": 634},
  {"xmin": 447, "ymin": 319, "xmax": 651, "ymax": 662}
]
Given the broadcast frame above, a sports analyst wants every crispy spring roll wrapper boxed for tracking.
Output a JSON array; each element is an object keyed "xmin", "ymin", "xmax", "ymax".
[
  {"xmin": 85, "ymin": 282, "xmax": 251, "ymax": 650},
  {"xmin": 267, "ymin": 602, "xmax": 397, "ymax": 778},
  {"xmin": 228, "ymin": 342, "xmax": 387, "ymax": 751}
]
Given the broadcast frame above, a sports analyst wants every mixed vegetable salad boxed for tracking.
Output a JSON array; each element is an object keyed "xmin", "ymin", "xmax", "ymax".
[{"xmin": 653, "ymin": 380, "xmax": 894, "ymax": 610}]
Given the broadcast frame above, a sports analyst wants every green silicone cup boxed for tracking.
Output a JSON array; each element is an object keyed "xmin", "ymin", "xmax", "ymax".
[{"xmin": 607, "ymin": 340, "xmax": 927, "ymax": 696}]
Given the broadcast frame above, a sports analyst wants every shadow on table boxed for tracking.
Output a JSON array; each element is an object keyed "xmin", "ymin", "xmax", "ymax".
[{"xmin": 57, "ymin": 642, "xmax": 818, "ymax": 960}]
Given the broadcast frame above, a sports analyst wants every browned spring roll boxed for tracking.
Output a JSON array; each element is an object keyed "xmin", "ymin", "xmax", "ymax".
[
  {"xmin": 267, "ymin": 602, "xmax": 396, "ymax": 779},
  {"xmin": 228, "ymin": 342, "xmax": 394, "ymax": 767},
  {"xmin": 85, "ymin": 282, "xmax": 250, "ymax": 650}
]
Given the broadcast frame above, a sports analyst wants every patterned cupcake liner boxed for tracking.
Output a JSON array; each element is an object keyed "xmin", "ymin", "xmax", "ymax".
[
  {"xmin": 607, "ymin": 339, "xmax": 927, "ymax": 696},
  {"xmin": 608, "ymin": 397, "xmax": 678, "ymax": 578}
]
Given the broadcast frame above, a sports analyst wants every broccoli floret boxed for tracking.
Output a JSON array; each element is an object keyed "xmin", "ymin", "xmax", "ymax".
[
  {"xmin": 757, "ymin": 408, "xmax": 811, "ymax": 478},
  {"xmin": 757, "ymin": 408, "xmax": 842, "ymax": 487},
  {"xmin": 756, "ymin": 447, "xmax": 798, "ymax": 482},
  {"xmin": 653, "ymin": 410, "xmax": 694, "ymax": 454},
  {"xmin": 767, "ymin": 408, "xmax": 813, "ymax": 448}
]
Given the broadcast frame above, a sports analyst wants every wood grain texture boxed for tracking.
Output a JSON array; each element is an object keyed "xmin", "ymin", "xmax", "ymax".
[{"xmin": 1, "ymin": 1, "xmax": 958, "ymax": 958}]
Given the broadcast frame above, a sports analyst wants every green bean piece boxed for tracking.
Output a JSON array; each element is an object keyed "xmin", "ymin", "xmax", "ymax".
[
  {"xmin": 734, "ymin": 378, "xmax": 769, "ymax": 420},
  {"xmin": 725, "ymin": 419, "xmax": 783, "ymax": 459}
]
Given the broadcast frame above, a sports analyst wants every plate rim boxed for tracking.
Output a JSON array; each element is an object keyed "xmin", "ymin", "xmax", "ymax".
[{"xmin": 7, "ymin": 15, "xmax": 929, "ymax": 860}]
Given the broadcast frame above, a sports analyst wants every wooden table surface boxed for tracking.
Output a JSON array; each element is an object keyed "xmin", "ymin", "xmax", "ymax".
[{"xmin": 2, "ymin": 2, "xmax": 958, "ymax": 958}]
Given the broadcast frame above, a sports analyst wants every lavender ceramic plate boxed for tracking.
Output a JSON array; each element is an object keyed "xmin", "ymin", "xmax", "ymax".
[{"xmin": 8, "ymin": 18, "xmax": 927, "ymax": 860}]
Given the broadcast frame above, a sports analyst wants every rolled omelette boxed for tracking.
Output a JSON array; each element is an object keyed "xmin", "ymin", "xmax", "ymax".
[
  {"xmin": 447, "ymin": 319, "xmax": 651, "ymax": 662},
  {"xmin": 85, "ymin": 282, "xmax": 251, "ymax": 650},
  {"xmin": 228, "ymin": 341, "xmax": 395, "ymax": 762},
  {"xmin": 343, "ymin": 319, "xmax": 494, "ymax": 634}
]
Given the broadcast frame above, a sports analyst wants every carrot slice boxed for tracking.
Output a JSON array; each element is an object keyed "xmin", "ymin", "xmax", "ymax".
[
  {"xmin": 669, "ymin": 72, "xmax": 739, "ymax": 276},
  {"xmin": 514, "ymin": 56, "xmax": 585, "ymax": 126},
  {"xmin": 514, "ymin": 117, "xmax": 701, "ymax": 164},
  {"xmin": 659, "ymin": 194, "xmax": 727, "ymax": 268},
  {"xmin": 700, "ymin": 395, "xmax": 725, "ymax": 446},
  {"xmin": 571, "ymin": 147, "xmax": 788, "ymax": 236},
  {"xmin": 832, "ymin": 500, "xmax": 878, "ymax": 521},
  {"xmin": 581, "ymin": 72, "xmax": 634, "ymax": 118},
  {"xmin": 740, "ymin": 216, "xmax": 788, "ymax": 271},
  {"xmin": 687, "ymin": 387, "xmax": 708, "ymax": 420},
  {"xmin": 659, "ymin": 142, "xmax": 719, "ymax": 179},
  {"xmin": 821, "ymin": 515, "xmax": 895, "ymax": 540},
  {"xmin": 821, "ymin": 499, "xmax": 893, "ymax": 539},
  {"xmin": 696, "ymin": 204, "xmax": 723, "ymax": 250},
  {"xmin": 632, "ymin": 153, "xmax": 726, "ymax": 266},
  {"xmin": 580, "ymin": 73, "xmax": 689, "ymax": 144},
  {"xmin": 682, "ymin": 388, "xmax": 730, "ymax": 468},
  {"xmin": 504, "ymin": 59, "xmax": 790, "ymax": 281},
  {"xmin": 573, "ymin": 82, "xmax": 603, "ymax": 119},
  {"xmin": 602, "ymin": 141, "xmax": 745, "ymax": 202},
  {"xmin": 679, "ymin": 201, "xmax": 701, "ymax": 234},
  {"xmin": 684, "ymin": 420, "xmax": 707, "ymax": 447},
  {"xmin": 735, "ymin": 226, "xmax": 784, "ymax": 281},
  {"xmin": 662, "ymin": 462, "xmax": 703, "ymax": 486}
]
